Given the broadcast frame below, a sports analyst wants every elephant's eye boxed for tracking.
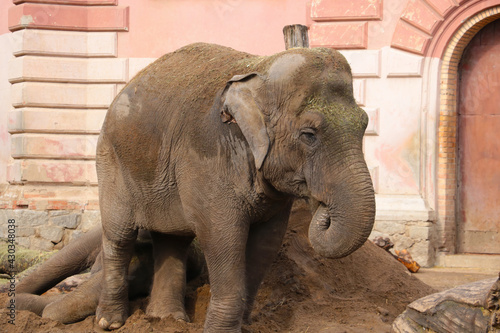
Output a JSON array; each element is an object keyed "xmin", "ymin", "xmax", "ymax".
[{"xmin": 299, "ymin": 128, "xmax": 318, "ymax": 146}]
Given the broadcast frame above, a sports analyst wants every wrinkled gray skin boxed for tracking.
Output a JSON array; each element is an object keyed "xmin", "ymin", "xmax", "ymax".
[
  {"xmin": 96, "ymin": 43, "xmax": 375, "ymax": 332},
  {"xmin": 13, "ymin": 227, "xmax": 203, "ymax": 324}
]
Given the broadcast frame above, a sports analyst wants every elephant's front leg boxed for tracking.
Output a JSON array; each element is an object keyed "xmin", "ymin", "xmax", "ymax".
[
  {"xmin": 146, "ymin": 232, "xmax": 193, "ymax": 321},
  {"xmin": 243, "ymin": 202, "xmax": 291, "ymax": 323},
  {"xmin": 200, "ymin": 224, "xmax": 249, "ymax": 333}
]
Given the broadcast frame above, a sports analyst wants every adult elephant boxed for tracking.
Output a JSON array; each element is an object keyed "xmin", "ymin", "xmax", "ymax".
[{"xmin": 96, "ymin": 43, "xmax": 375, "ymax": 332}]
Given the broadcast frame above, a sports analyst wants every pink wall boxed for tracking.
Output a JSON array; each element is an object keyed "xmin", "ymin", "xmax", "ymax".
[
  {"xmin": 0, "ymin": 1, "xmax": 12, "ymax": 34},
  {"xmin": 117, "ymin": 0, "xmax": 309, "ymax": 58}
]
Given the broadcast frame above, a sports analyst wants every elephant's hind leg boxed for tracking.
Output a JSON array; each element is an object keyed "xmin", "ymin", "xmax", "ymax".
[
  {"xmin": 145, "ymin": 232, "xmax": 193, "ymax": 322},
  {"xmin": 43, "ymin": 271, "xmax": 102, "ymax": 324},
  {"xmin": 95, "ymin": 203, "xmax": 138, "ymax": 330}
]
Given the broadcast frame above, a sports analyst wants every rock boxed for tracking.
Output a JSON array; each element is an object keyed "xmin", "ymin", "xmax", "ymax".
[
  {"xmin": 0, "ymin": 210, "xmax": 48, "ymax": 227},
  {"xmin": 79, "ymin": 211, "xmax": 101, "ymax": 232},
  {"xmin": 51, "ymin": 214, "xmax": 81, "ymax": 229},
  {"xmin": 39, "ymin": 225, "xmax": 64, "ymax": 243},
  {"xmin": 30, "ymin": 237, "xmax": 54, "ymax": 251},
  {"xmin": 16, "ymin": 227, "xmax": 36, "ymax": 238}
]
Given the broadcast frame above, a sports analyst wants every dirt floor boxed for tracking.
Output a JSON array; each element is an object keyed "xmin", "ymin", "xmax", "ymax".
[{"xmin": 0, "ymin": 205, "xmax": 490, "ymax": 333}]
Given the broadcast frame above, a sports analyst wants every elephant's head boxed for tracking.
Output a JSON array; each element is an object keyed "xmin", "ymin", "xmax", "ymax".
[{"xmin": 220, "ymin": 48, "xmax": 375, "ymax": 259}]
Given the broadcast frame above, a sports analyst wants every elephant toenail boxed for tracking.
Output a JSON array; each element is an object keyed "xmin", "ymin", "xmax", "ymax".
[
  {"xmin": 98, "ymin": 317, "xmax": 109, "ymax": 328},
  {"xmin": 109, "ymin": 322, "xmax": 123, "ymax": 330}
]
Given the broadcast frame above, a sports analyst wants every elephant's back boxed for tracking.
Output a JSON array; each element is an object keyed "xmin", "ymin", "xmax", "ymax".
[
  {"xmin": 127, "ymin": 43, "xmax": 257, "ymax": 116},
  {"xmin": 97, "ymin": 44, "xmax": 260, "ymax": 183}
]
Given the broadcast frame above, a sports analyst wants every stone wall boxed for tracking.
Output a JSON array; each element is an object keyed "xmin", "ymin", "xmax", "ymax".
[{"xmin": 0, "ymin": 209, "xmax": 100, "ymax": 251}]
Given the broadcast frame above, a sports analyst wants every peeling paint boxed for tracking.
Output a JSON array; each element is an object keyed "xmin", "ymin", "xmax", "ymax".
[{"xmin": 20, "ymin": 15, "xmax": 34, "ymax": 27}]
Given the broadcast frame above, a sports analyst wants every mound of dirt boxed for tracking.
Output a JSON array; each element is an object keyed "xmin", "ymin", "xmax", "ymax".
[{"xmin": 0, "ymin": 202, "xmax": 435, "ymax": 332}]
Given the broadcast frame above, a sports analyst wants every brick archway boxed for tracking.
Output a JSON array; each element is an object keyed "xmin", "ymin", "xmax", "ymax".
[{"xmin": 437, "ymin": 6, "xmax": 500, "ymax": 253}]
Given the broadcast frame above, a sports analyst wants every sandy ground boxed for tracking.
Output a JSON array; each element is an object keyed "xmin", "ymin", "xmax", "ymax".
[{"xmin": 415, "ymin": 267, "xmax": 498, "ymax": 292}]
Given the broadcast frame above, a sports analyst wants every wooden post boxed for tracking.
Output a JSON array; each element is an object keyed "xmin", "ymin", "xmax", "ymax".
[{"xmin": 283, "ymin": 24, "xmax": 309, "ymax": 50}]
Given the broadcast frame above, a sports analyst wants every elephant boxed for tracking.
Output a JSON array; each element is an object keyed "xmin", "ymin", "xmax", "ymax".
[
  {"xmin": 93, "ymin": 42, "xmax": 375, "ymax": 332},
  {"xmin": 12, "ymin": 226, "xmax": 205, "ymax": 324}
]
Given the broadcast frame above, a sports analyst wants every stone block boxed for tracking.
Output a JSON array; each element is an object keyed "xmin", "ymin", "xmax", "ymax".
[
  {"xmin": 393, "ymin": 235, "xmax": 415, "ymax": 251},
  {"xmin": 387, "ymin": 48, "xmax": 424, "ymax": 77},
  {"xmin": 310, "ymin": 22, "xmax": 368, "ymax": 49},
  {"xmin": 69, "ymin": 230, "xmax": 84, "ymax": 242},
  {"xmin": 311, "ymin": 0, "xmax": 383, "ymax": 21},
  {"xmin": 49, "ymin": 210, "xmax": 70, "ymax": 217},
  {"xmin": 9, "ymin": 3, "xmax": 129, "ymax": 32},
  {"xmin": 11, "ymin": 133, "xmax": 99, "ymax": 160},
  {"xmin": 409, "ymin": 226, "xmax": 431, "ymax": 240},
  {"xmin": 39, "ymin": 225, "xmax": 64, "ymax": 243},
  {"xmin": 340, "ymin": 50, "xmax": 381, "ymax": 78},
  {"xmin": 9, "ymin": 159, "xmax": 98, "ymax": 185},
  {"xmin": 426, "ymin": 0, "xmax": 457, "ymax": 16},
  {"xmin": 409, "ymin": 241, "xmax": 434, "ymax": 267},
  {"xmin": 9, "ymin": 108, "xmax": 106, "ymax": 134},
  {"xmin": 12, "ymin": 1, "xmax": 118, "ymax": 6},
  {"xmin": 9, "ymin": 57, "xmax": 128, "ymax": 84},
  {"xmin": 80, "ymin": 211, "xmax": 101, "ymax": 232},
  {"xmin": 353, "ymin": 79, "xmax": 366, "ymax": 106},
  {"xmin": 12, "ymin": 30, "xmax": 117, "ymax": 57},
  {"xmin": 368, "ymin": 165, "xmax": 379, "ymax": 193},
  {"xmin": 391, "ymin": 21, "xmax": 431, "ymax": 55},
  {"xmin": 52, "ymin": 213, "xmax": 81, "ymax": 229},
  {"xmin": 0, "ymin": 209, "xmax": 48, "ymax": 227},
  {"xmin": 31, "ymin": 237, "xmax": 54, "ymax": 251},
  {"xmin": 16, "ymin": 227, "xmax": 35, "ymax": 237},
  {"xmin": 401, "ymin": 0, "xmax": 442, "ymax": 35},
  {"xmin": 364, "ymin": 108, "xmax": 379, "ymax": 135},
  {"xmin": 374, "ymin": 220, "xmax": 406, "ymax": 235},
  {"xmin": 16, "ymin": 237, "xmax": 30, "ymax": 248},
  {"xmin": 11, "ymin": 82, "xmax": 116, "ymax": 109}
]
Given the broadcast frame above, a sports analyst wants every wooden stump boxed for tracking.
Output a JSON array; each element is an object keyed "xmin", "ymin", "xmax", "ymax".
[
  {"xmin": 283, "ymin": 24, "xmax": 309, "ymax": 50},
  {"xmin": 393, "ymin": 278, "xmax": 500, "ymax": 332}
]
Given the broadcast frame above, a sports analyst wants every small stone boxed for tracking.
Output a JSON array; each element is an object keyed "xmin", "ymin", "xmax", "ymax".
[
  {"xmin": 49, "ymin": 210, "xmax": 70, "ymax": 217},
  {"xmin": 2, "ymin": 210, "xmax": 49, "ymax": 227},
  {"xmin": 39, "ymin": 225, "xmax": 64, "ymax": 243},
  {"xmin": 16, "ymin": 237, "xmax": 31, "ymax": 248},
  {"xmin": 30, "ymin": 237, "xmax": 54, "ymax": 251},
  {"xmin": 409, "ymin": 226, "xmax": 430, "ymax": 240},
  {"xmin": 375, "ymin": 220, "xmax": 406, "ymax": 235},
  {"xmin": 16, "ymin": 227, "xmax": 36, "ymax": 237},
  {"xmin": 52, "ymin": 214, "xmax": 81, "ymax": 229},
  {"xmin": 80, "ymin": 211, "xmax": 101, "ymax": 232}
]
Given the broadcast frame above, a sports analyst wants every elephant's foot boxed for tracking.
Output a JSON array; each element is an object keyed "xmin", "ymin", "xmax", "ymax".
[
  {"xmin": 96, "ymin": 299, "xmax": 129, "ymax": 330},
  {"xmin": 15, "ymin": 293, "xmax": 64, "ymax": 316},
  {"xmin": 146, "ymin": 299, "xmax": 189, "ymax": 322},
  {"xmin": 42, "ymin": 272, "xmax": 101, "ymax": 324}
]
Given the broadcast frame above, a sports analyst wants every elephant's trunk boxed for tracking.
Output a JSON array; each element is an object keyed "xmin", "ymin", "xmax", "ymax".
[{"xmin": 308, "ymin": 163, "xmax": 376, "ymax": 259}]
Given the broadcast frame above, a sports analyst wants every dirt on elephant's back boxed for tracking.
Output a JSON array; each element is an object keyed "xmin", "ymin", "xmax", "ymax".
[{"xmin": 0, "ymin": 203, "xmax": 435, "ymax": 333}]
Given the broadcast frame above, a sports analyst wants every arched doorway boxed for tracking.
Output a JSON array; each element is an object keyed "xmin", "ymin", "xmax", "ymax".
[{"xmin": 457, "ymin": 19, "xmax": 500, "ymax": 254}]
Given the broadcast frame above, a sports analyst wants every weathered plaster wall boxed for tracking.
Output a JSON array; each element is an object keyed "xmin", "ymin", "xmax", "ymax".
[
  {"xmin": 116, "ymin": 0, "xmax": 310, "ymax": 58},
  {"xmin": 0, "ymin": 1, "xmax": 14, "ymax": 186}
]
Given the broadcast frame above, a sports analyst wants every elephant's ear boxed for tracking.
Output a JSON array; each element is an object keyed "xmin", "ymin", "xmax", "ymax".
[{"xmin": 221, "ymin": 73, "xmax": 269, "ymax": 170}]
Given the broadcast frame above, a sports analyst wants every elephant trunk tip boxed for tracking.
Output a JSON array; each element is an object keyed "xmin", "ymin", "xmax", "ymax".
[{"xmin": 308, "ymin": 201, "xmax": 375, "ymax": 259}]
